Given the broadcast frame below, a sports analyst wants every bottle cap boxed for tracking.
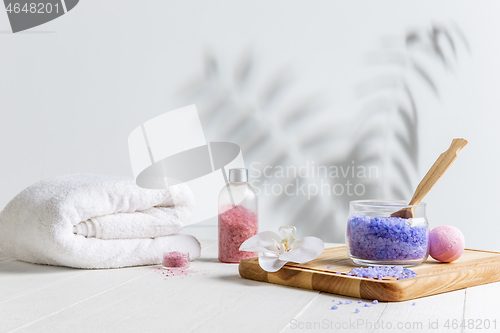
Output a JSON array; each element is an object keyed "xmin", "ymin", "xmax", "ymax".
[{"xmin": 229, "ymin": 168, "xmax": 248, "ymax": 182}]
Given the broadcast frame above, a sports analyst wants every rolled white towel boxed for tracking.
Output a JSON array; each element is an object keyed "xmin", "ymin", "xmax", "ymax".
[
  {"xmin": 0, "ymin": 173, "xmax": 201, "ymax": 268},
  {"xmin": 71, "ymin": 183, "xmax": 193, "ymax": 239}
]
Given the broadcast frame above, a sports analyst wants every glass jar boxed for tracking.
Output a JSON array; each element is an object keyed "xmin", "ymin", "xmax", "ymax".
[
  {"xmin": 218, "ymin": 168, "xmax": 258, "ymax": 263},
  {"xmin": 346, "ymin": 200, "xmax": 429, "ymax": 266}
]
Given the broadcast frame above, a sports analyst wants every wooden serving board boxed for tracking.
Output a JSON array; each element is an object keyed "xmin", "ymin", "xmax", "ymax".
[{"xmin": 238, "ymin": 246, "xmax": 500, "ymax": 302}]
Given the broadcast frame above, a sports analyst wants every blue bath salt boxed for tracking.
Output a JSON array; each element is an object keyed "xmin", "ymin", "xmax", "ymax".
[
  {"xmin": 331, "ymin": 305, "xmax": 338, "ymax": 310},
  {"xmin": 355, "ymin": 309, "xmax": 360, "ymax": 313},
  {"xmin": 347, "ymin": 266, "xmax": 417, "ymax": 280},
  {"xmin": 347, "ymin": 216, "xmax": 428, "ymax": 261}
]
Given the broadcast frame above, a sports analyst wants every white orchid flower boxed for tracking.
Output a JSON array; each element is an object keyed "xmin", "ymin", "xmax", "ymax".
[{"xmin": 239, "ymin": 226, "xmax": 325, "ymax": 272}]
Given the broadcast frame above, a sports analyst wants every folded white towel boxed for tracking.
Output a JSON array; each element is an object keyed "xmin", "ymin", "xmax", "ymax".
[{"xmin": 0, "ymin": 174, "xmax": 201, "ymax": 268}]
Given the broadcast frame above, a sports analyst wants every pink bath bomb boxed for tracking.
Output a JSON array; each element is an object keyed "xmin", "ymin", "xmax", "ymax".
[{"xmin": 429, "ymin": 225, "xmax": 465, "ymax": 263}]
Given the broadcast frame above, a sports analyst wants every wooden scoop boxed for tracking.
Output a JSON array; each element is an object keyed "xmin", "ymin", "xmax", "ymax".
[{"xmin": 391, "ymin": 138, "xmax": 468, "ymax": 219}]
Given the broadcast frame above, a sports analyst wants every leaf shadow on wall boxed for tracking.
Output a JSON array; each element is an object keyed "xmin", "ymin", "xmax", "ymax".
[{"xmin": 175, "ymin": 23, "xmax": 470, "ymax": 242}]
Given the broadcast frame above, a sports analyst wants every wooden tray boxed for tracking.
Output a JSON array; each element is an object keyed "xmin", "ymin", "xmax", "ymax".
[{"xmin": 238, "ymin": 247, "xmax": 500, "ymax": 302}]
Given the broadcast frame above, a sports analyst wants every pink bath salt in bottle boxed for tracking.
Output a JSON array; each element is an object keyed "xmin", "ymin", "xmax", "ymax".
[{"xmin": 218, "ymin": 168, "xmax": 258, "ymax": 263}]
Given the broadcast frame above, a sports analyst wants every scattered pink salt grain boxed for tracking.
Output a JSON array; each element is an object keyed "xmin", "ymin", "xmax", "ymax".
[
  {"xmin": 218, "ymin": 205, "xmax": 258, "ymax": 263},
  {"xmin": 162, "ymin": 251, "xmax": 190, "ymax": 269},
  {"xmin": 152, "ymin": 267, "xmax": 207, "ymax": 279}
]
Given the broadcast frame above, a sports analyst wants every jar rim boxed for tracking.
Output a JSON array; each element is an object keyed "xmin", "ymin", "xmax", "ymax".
[{"xmin": 349, "ymin": 199, "xmax": 426, "ymax": 208}]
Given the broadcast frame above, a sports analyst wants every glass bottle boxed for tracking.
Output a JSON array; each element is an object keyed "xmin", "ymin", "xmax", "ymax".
[
  {"xmin": 346, "ymin": 200, "xmax": 429, "ymax": 266},
  {"xmin": 218, "ymin": 168, "xmax": 258, "ymax": 263}
]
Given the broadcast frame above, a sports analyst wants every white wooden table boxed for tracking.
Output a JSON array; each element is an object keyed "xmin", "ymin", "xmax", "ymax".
[{"xmin": 1, "ymin": 240, "xmax": 499, "ymax": 333}]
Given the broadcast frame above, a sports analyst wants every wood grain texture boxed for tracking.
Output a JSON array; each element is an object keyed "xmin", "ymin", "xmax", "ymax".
[
  {"xmin": 239, "ymin": 247, "xmax": 500, "ymax": 302},
  {"xmin": 0, "ymin": 241, "xmax": 498, "ymax": 333}
]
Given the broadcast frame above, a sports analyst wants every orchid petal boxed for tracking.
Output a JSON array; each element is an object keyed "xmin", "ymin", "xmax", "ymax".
[
  {"xmin": 239, "ymin": 231, "xmax": 282, "ymax": 253},
  {"xmin": 278, "ymin": 241, "xmax": 286, "ymax": 254},
  {"xmin": 258, "ymin": 256, "xmax": 288, "ymax": 272},
  {"xmin": 279, "ymin": 226, "xmax": 297, "ymax": 251},
  {"xmin": 279, "ymin": 236, "xmax": 324, "ymax": 264}
]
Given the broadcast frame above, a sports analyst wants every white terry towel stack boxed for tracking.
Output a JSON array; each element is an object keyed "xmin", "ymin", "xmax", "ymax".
[{"xmin": 0, "ymin": 174, "xmax": 201, "ymax": 269}]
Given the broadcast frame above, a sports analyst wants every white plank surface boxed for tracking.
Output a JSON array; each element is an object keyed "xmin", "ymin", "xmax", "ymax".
[
  {"xmin": 281, "ymin": 292, "xmax": 387, "ymax": 333},
  {"xmin": 0, "ymin": 260, "xmax": 90, "ymax": 304},
  {"xmin": 463, "ymin": 283, "xmax": 500, "ymax": 333},
  {"xmin": 0, "ymin": 241, "xmax": 499, "ymax": 333},
  {"xmin": 373, "ymin": 290, "xmax": 466, "ymax": 333}
]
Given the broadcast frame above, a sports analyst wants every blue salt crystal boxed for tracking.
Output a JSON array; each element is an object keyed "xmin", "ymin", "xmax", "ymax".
[
  {"xmin": 338, "ymin": 301, "xmax": 343, "ymax": 305},
  {"xmin": 355, "ymin": 309, "xmax": 360, "ymax": 313},
  {"xmin": 347, "ymin": 216, "xmax": 428, "ymax": 261},
  {"xmin": 358, "ymin": 300, "xmax": 363, "ymax": 303},
  {"xmin": 364, "ymin": 303, "xmax": 373, "ymax": 307},
  {"xmin": 373, "ymin": 300, "xmax": 378, "ymax": 304},
  {"xmin": 347, "ymin": 266, "xmax": 417, "ymax": 280},
  {"xmin": 331, "ymin": 305, "xmax": 338, "ymax": 310}
]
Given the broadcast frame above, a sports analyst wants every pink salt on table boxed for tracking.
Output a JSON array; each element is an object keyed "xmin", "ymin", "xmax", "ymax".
[
  {"xmin": 162, "ymin": 251, "xmax": 190, "ymax": 269},
  {"xmin": 153, "ymin": 267, "xmax": 207, "ymax": 279},
  {"xmin": 218, "ymin": 205, "xmax": 258, "ymax": 263}
]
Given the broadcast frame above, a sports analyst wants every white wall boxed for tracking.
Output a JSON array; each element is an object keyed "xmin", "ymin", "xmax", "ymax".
[{"xmin": 1, "ymin": 1, "xmax": 499, "ymax": 250}]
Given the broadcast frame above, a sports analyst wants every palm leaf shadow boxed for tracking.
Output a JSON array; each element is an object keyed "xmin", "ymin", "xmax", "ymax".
[
  {"xmin": 350, "ymin": 22, "xmax": 469, "ymax": 208},
  {"xmin": 175, "ymin": 23, "xmax": 469, "ymax": 242}
]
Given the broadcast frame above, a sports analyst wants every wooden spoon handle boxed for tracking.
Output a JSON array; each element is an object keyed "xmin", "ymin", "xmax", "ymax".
[{"xmin": 408, "ymin": 138, "xmax": 468, "ymax": 206}]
